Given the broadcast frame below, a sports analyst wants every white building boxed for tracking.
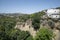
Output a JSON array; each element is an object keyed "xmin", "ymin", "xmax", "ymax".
[{"xmin": 46, "ymin": 9, "xmax": 60, "ymax": 19}]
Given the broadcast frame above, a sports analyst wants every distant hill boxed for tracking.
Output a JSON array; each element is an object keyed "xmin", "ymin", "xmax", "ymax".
[
  {"xmin": 0, "ymin": 13, "xmax": 27, "ymax": 17},
  {"xmin": 0, "ymin": 7, "xmax": 60, "ymax": 18}
]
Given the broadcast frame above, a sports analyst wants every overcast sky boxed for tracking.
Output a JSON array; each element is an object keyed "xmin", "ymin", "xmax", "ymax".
[{"xmin": 0, "ymin": 0, "xmax": 60, "ymax": 14}]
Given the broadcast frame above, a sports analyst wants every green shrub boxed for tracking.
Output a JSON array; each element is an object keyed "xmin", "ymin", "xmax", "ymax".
[
  {"xmin": 48, "ymin": 21, "xmax": 55, "ymax": 29},
  {"xmin": 35, "ymin": 28, "xmax": 53, "ymax": 40}
]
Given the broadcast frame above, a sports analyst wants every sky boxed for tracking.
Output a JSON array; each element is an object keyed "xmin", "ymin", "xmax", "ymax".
[{"xmin": 0, "ymin": 0, "xmax": 60, "ymax": 14}]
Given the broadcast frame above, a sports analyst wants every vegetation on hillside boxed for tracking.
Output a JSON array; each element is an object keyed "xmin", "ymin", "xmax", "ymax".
[
  {"xmin": 56, "ymin": 7, "xmax": 60, "ymax": 9},
  {"xmin": 31, "ymin": 11, "xmax": 45, "ymax": 30},
  {"xmin": 35, "ymin": 28, "xmax": 53, "ymax": 40},
  {"xmin": 1, "ymin": 7, "xmax": 59, "ymax": 40},
  {"xmin": 19, "ymin": 14, "xmax": 30, "ymax": 22},
  {"xmin": 0, "ymin": 16, "xmax": 33, "ymax": 40}
]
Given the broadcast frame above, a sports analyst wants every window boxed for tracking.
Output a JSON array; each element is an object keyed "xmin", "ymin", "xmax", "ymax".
[
  {"xmin": 56, "ymin": 16, "xmax": 57, "ymax": 17},
  {"xmin": 49, "ymin": 15, "xmax": 51, "ymax": 16},
  {"xmin": 55, "ymin": 11, "xmax": 56, "ymax": 12}
]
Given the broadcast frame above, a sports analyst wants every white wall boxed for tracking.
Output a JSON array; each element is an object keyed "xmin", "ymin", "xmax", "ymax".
[
  {"xmin": 50, "ymin": 15, "xmax": 60, "ymax": 18},
  {"xmin": 47, "ymin": 9, "xmax": 60, "ymax": 14},
  {"xmin": 46, "ymin": 9, "xmax": 60, "ymax": 18}
]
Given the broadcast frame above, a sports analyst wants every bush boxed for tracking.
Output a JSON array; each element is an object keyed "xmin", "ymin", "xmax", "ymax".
[
  {"xmin": 31, "ymin": 11, "xmax": 45, "ymax": 30},
  {"xmin": 32, "ymin": 18, "xmax": 40, "ymax": 30},
  {"xmin": 48, "ymin": 20, "xmax": 55, "ymax": 29},
  {"xmin": 35, "ymin": 28, "xmax": 53, "ymax": 40}
]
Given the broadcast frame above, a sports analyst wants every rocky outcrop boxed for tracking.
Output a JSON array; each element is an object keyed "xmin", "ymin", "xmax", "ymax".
[{"xmin": 15, "ymin": 19, "xmax": 37, "ymax": 38}]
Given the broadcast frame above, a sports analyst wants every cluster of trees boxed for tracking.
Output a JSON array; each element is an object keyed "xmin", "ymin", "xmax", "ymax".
[
  {"xmin": 56, "ymin": 7, "xmax": 60, "ymax": 9},
  {"xmin": 19, "ymin": 14, "xmax": 30, "ymax": 22},
  {"xmin": 31, "ymin": 11, "xmax": 45, "ymax": 30},
  {"xmin": 35, "ymin": 28, "xmax": 53, "ymax": 40},
  {"xmin": 0, "ymin": 16, "xmax": 33, "ymax": 40},
  {"xmin": 31, "ymin": 13, "xmax": 40, "ymax": 30}
]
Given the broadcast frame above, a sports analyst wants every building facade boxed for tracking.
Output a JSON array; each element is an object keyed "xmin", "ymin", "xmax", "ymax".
[{"xmin": 46, "ymin": 9, "xmax": 60, "ymax": 19}]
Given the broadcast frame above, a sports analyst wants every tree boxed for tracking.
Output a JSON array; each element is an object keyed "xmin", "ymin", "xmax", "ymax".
[
  {"xmin": 31, "ymin": 11, "xmax": 45, "ymax": 30},
  {"xmin": 35, "ymin": 28, "xmax": 53, "ymax": 40},
  {"xmin": 56, "ymin": 7, "xmax": 60, "ymax": 9},
  {"xmin": 31, "ymin": 13, "xmax": 40, "ymax": 30}
]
